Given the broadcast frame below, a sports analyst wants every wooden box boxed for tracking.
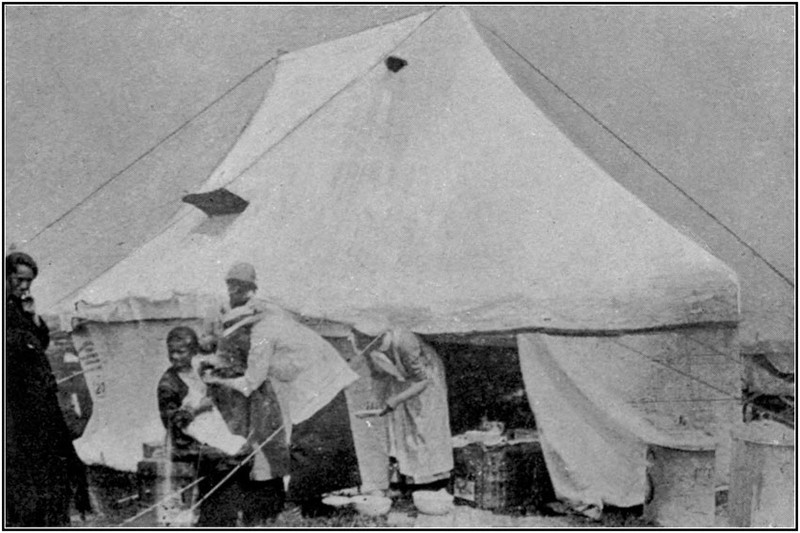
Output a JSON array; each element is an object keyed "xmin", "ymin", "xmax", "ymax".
[{"xmin": 453, "ymin": 437, "xmax": 554, "ymax": 511}]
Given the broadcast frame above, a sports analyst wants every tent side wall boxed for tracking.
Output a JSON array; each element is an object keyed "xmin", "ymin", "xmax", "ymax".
[
  {"xmin": 68, "ymin": 314, "xmax": 390, "ymax": 491},
  {"xmin": 518, "ymin": 322, "xmax": 740, "ymax": 508},
  {"xmin": 69, "ymin": 304, "xmax": 740, "ymax": 518},
  {"xmin": 71, "ymin": 318, "xmax": 204, "ymax": 471}
]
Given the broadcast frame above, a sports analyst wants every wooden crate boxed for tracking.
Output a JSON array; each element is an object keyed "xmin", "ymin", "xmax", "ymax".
[{"xmin": 453, "ymin": 438, "xmax": 554, "ymax": 511}]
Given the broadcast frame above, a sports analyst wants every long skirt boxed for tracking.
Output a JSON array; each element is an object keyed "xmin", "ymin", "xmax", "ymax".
[
  {"xmin": 287, "ymin": 391, "xmax": 361, "ymax": 501},
  {"xmin": 208, "ymin": 381, "xmax": 290, "ymax": 479},
  {"xmin": 196, "ymin": 456, "xmax": 285, "ymax": 527}
]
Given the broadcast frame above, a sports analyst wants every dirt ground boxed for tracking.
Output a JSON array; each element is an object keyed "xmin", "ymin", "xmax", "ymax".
[
  {"xmin": 72, "ymin": 499, "xmax": 584, "ymax": 528},
  {"xmin": 72, "ymin": 472, "xmax": 732, "ymax": 529},
  {"xmin": 74, "ymin": 502, "xmax": 732, "ymax": 529}
]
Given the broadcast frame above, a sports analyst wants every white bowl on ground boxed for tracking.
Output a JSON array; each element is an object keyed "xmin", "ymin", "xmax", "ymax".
[
  {"xmin": 321, "ymin": 495, "xmax": 353, "ymax": 508},
  {"xmin": 351, "ymin": 495, "xmax": 392, "ymax": 516},
  {"xmin": 412, "ymin": 490, "xmax": 454, "ymax": 515}
]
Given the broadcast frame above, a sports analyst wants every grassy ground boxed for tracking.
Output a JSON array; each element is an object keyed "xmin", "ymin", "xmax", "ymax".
[
  {"xmin": 78, "ymin": 479, "xmax": 655, "ymax": 529},
  {"xmin": 78, "ymin": 497, "xmax": 393, "ymax": 528},
  {"xmin": 81, "ymin": 465, "xmax": 729, "ymax": 528},
  {"xmin": 91, "ymin": 504, "xmax": 654, "ymax": 529}
]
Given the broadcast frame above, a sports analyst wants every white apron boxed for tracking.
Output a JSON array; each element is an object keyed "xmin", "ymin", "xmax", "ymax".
[{"xmin": 373, "ymin": 329, "xmax": 453, "ymax": 484}]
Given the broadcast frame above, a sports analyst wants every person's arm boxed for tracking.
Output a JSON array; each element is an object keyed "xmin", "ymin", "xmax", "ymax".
[
  {"xmin": 22, "ymin": 297, "xmax": 50, "ymax": 351},
  {"xmin": 202, "ymin": 334, "xmax": 276, "ymax": 397},
  {"xmin": 181, "ymin": 393, "xmax": 215, "ymax": 417},
  {"xmin": 198, "ymin": 306, "xmax": 224, "ymax": 353},
  {"xmin": 381, "ymin": 379, "xmax": 428, "ymax": 415},
  {"xmin": 380, "ymin": 332, "xmax": 430, "ymax": 415}
]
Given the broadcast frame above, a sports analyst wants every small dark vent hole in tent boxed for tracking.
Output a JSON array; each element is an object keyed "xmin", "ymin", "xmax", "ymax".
[
  {"xmin": 182, "ymin": 188, "xmax": 248, "ymax": 216},
  {"xmin": 385, "ymin": 55, "xmax": 408, "ymax": 73},
  {"xmin": 182, "ymin": 188, "xmax": 249, "ymax": 236}
]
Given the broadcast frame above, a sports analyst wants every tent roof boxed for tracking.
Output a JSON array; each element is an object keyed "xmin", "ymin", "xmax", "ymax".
[{"xmin": 70, "ymin": 7, "xmax": 739, "ymax": 334}]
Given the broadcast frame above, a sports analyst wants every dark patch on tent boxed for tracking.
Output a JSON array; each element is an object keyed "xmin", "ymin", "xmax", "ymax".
[
  {"xmin": 182, "ymin": 188, "xmax": 248, "ymax": 216},
  {"xmin": 385, "ymin": 55, "xmax": 408, "ymax": 73}
]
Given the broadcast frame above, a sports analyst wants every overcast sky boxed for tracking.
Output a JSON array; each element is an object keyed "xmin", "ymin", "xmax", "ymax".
[{"xmin": 3, "ymin": 4, "xmax": 795, "ymax": 343}]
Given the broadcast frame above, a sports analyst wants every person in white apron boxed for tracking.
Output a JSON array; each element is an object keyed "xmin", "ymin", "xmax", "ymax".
[
  {"xmin": 194, "ymin": 262, "xmax": 291, "ymax": 525},
  {"xmin": 201, "ymin": 261, "xmax": 360, "ymax": 517},
  {"xmin": 366, "ymin": 328, "xmax": 454, "ymax": 486}
]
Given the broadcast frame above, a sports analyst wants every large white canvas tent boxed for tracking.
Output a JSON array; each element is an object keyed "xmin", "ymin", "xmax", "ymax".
[{"xmin": 63, "ymin": 7, "xmax": 742, "ymax": 508}]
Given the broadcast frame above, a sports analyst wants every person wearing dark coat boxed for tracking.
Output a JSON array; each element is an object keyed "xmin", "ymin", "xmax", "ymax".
[
  {"xmin": 5, "ymin": 252, "xmax": 92, "ymax": 527},
  {"xmin": 201, "ymin": 262, "xmax": 359, "ymax": 518}
]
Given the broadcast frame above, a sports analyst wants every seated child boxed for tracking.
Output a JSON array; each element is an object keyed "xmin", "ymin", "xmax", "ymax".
[{"xmin": 157, "ymin": 326, "xmax": 246, "ymax": 458}]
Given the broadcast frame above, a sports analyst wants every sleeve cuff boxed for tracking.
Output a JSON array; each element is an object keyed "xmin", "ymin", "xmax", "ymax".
[{"xmin": 231, "ymin": 376, "xmax": 253, "ymax": 397}]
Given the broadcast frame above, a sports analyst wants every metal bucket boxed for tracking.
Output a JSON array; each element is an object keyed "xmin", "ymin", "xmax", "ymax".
[
  {"xmin": 643, "ymin": 443, "xmax": 716, "ymax": 527},
  {"xmin": 728, "ymin": 421, "xmax": 794, "ymax": 527},
  {"xmin": 137, "ymin": 458, "xmax": 199, "ymax": 526}
]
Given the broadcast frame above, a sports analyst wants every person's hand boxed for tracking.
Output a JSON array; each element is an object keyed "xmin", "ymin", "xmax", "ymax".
[
  {"xmin": 197, "ymin": 352, "xmax": 225, "ymax": 366},
  {"xmin": 201, "ymin": 372, "xmax": 224, "ymax": 385},
  {"xmin": 198, "ymin": 334, "xmax": 218, "ymax": 353},
  {"xmin": 234, "ymin": 441, "xmax": 253, "ymax": 459},
  {"xmin": 354, "ymin": 401, "xmax": 390, "ymax": 418},
  {"xmin": 194, "ymin": 396, "xmax": 214, "ymax": 414},
  {"xmin": 21, "ymin": 294, "xmax": 41, "ymax": 325},
  {"xmin": 21, "ymin": 295, "xmax": 35, "ymax": 314},
  {"xmin": 377, "ymin": 396, "xmax": 400, "ymax": 416}
]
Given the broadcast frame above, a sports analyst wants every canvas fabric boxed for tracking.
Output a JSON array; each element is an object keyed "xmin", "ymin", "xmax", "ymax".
[
  {"xmin": 62, "ymin": 7, "xmax": 740, "ymax": 487},
  {"xmin": 517, "ymin": 332, "xmax": 727, "ymax": 510},
  {"xmin": 68, "ymin": 7, "xmax": 738, "ymax": 335}
]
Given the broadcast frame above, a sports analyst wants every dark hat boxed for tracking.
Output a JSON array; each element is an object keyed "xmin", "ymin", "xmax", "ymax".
[{"xmin": 225, "ymin": 262, "xmax": 256, "ymax": 285}]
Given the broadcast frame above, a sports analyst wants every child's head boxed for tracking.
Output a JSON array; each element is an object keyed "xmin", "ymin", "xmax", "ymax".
[{"xmin": 166, "ymin": 326, "xmax": 199, "ymax": 370}]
